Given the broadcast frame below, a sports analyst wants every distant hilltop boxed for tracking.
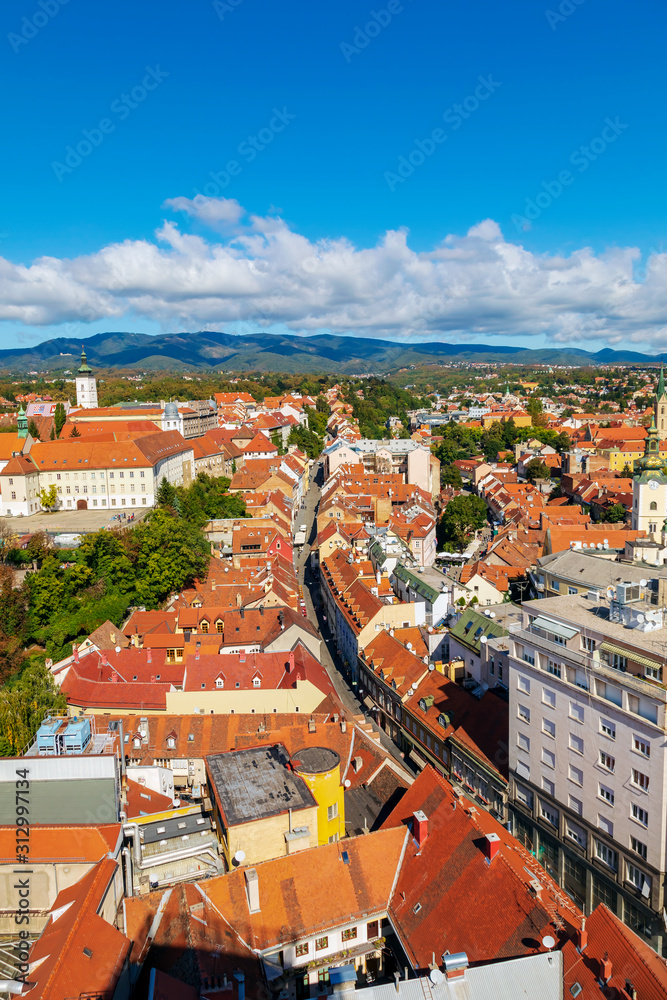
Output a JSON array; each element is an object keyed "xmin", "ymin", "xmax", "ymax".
[{"xmin": 0, "ymin": 330, "xmax": 657, "ymax": 373}]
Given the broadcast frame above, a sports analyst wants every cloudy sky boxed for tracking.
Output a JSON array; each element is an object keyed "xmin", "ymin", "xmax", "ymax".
[{"xmin": 1, "ymin": 0, "xmax": 665, "ymax": 353}]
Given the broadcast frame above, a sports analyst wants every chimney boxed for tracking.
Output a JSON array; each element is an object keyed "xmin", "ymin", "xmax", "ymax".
[
  {"xmin": 245, "ymin": 868, "xmax": 260, "ymax": 913},
  {"xmin": 240, "ymin": 606, "xmax": 245, "ymax": 619},
  {"xmin": 150, "ymin": 674, "xmax": 156, "ymax": 683},
  {"xmin": 413, "ymin": 809, "xmax": 428, "ymax": 848},
  {"xmin": 236, "ymin": 592, "xmax": 242, "ymax": 607},
  {"xmin": 599, "ymin": 952, "xmax": 612, "ymax": 985},
  {"xmin": 73, "ymin": 644, "xmax": 79, "ymax": 664},
  {"xmin": 147, "ymin": 648, "xmax": 152, "ymax": 664},
  {"xmin": 576, "ymin": 917, "xmax": 588, "ymax": 952},
  {"xmin": 341, "ymin": 718, "xmax": 347, "ymax": 733},
  {"xmin": 443, "ymin": 953, "xmax": 468, "ymax": 981},
  {"xmin": 308, "ymin": 718, "xmax": 316, "ymax": 734},
  {"xmin": 287, "ymin": 650, "xmax": 295, "ymax": 673},
  {"xmin": 484, "ymin": 832, "xmax": 501, "ymax": 862}
]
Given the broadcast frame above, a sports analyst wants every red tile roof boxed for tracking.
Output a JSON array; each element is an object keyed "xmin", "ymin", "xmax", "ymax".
[
  {"xmin": 0, "ymin": 824, "xmax": 120, "ymax": 863},
  {"xmin": 125, "ymin": 778, "xmax": 174, "ymax": 818},
  {"xmin": 383, "ymin": 766, "xmax": 582, "ymax": 970},
  {"xmin": 26, "ymin": 859, "xmax": 131, "ymax": 1000},
  {"xmin": 562, "ymin": 903, "xmax": 667, "ymax": 999}
]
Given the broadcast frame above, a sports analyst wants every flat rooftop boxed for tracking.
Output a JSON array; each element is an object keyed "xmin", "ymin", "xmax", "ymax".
[{"xmin": 206, "ymin": 744, "xmax": 317, "ymax": 827}]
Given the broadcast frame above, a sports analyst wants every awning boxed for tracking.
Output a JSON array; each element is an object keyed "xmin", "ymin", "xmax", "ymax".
[
  {"xmin": 530, "ymin": 615, "xmax": 578, "ymax": 640},
  {"xmin": 516, "ymin": 760, "xmax": 530, "ymax": 780},
  {"xmin": 600, "ymin": 641, "xmax": 662, "ymax": 672},
  {"xmin": 410, "ymin": 750, "xmax": 428, "ymax": 770},
  {"xmin": 362, "ymin": 696, "xmax": 376, "ymax": 712}
]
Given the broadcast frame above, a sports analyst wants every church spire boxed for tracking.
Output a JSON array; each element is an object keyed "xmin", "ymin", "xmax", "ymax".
[
  {"xmin": 17, "ymin": 404, "xmax": 28, "ymax": 439},
  {"xmin": 658, "ymin": 362, "xmax": 665, "ymax": 400},
  {"xmin": 78, "ymin": 345, "xmax": 92, "ymax": 374}
]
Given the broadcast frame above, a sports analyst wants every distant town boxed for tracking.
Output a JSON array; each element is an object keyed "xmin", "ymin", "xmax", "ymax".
[{"xmin": 1, "ymin": 352, "xmax": 667, "ymax": 999}]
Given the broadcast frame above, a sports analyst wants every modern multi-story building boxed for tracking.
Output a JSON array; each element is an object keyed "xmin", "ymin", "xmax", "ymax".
[{"xmin": 507, "ymin": 586, "xmax": 667, "ymax": 952}]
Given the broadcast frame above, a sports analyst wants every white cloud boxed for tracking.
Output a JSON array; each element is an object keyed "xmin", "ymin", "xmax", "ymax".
[{"xmin": 1, "ymin": 198, "xmax": 666, "ymax": 350}]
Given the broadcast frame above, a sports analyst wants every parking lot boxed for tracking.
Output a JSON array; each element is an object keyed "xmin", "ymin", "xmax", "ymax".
[{"xmin": 0, "ymin": 508, "xmax": 149, "ymax": 536}]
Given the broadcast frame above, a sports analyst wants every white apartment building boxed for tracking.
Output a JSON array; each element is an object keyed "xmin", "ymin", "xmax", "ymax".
[
  {"xmin": 0, "ymin": 432, "xmax": 194, "ymax": 515},
  {"xmin": 508, "ymin": 586, "xmax": 667, "ymax": 952}
]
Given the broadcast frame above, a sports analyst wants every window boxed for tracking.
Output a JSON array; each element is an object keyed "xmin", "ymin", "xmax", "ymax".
[
  {"xmin": 518, "ymin": 675, "xmax": 530, "ymax": 693},
  {"xmin": 540, "ymin": 801, "xmax": 558, "ymax": 827},
  {"xmin": 517, "ymin": 733, "xmax": 530, "ymax": 752},
  {"xmin": 630, "ymin": 836, "xmax": 647, "ymax": 861},
  {"xmin": 650, "ymin": 500, "xmax": 658, "ymax": 511},
  {"xmin": 327, "ymin": 802, "xmax": 338, "ymax": 821},
  {"xmin": 627, "ymin": 864, "xmax": 649, "ymax": 893},
  {"xmin": 598, "ymin": 815, "xmax": 613, "ymax": 836},
  {"xmin": 295, "ymin": 943, "xmax": 309, "ymax": 957},
  {"xmin": 315, "ymin": 937, "xmax": 328, "ymax": 951},
  {"xmin": 367, "ymin": 920, "xmax": 379, "ymax": 939},
  {"xmin": 542, "ymin": 775, "xmax": 556, "ymax": 796},
  {"xmin": 568, "ymin": 586, "xmax": 577, "ymax": 595},
  {"xmin": 625, "ymin": 901, "xmax": 651, "ymax": 938},
  {"xmin": 569, "ymin": 702, "xmax": 584, "ymax": 724},
  {"xmin": 216, "ymin": 620, "xmax": 224, "ymax": 633},
  {"xmin": 167, "ymin": 737, "xmax": 175, "ymax": 748},
  {"xmin": 633, "ymin": 736, "xmax": 650, "ymax": 757},
  {"xmin": 515, "ymin": 784, "xmax": 533, "ymax": 809},
  {"xmin": 595, "ymin": 840, "xmax": 618, "ymax": 871},
  {"xmin": 542, "ymin": 688, "xmax": 556, "ymax": 708},
  {"xmin": 523, "ymin": 650, "xmax": 535, "ymax": 666},
  {"xmin": 632, "ymin": 803, "xmax": 648, "ymax": 827},
  {"xmin": 518, "ymin": 705, "xmax": 530, "ymax": 723},
  {"xmin": 546, "ymin": 660, "xmax": 561, "ymax": 678},
  {"xmin": 632, "ymin": 769, "xmax": 649, "ymax": 791},
  {"xmin": 564, "ymin": 854, "xmax": 586, "ymax": 885},
  {"xmin": 598, "ymin": 784, "xmax": 614, "ymax": 805},
  {"xmin": 568, "ymin": 794, "xmax": 582, "ymax": 815},
  {"xmin": 600, "ymin": 719, "xmax": 616, "ymax": 739},
  {"xmin": 341, "ymin": 927, "xmax": 357, "ymax": 941},
  {"xmin": 543, "ymin": 718, "xmax": 556, "ymax": 738},
  {"xmin": 581, "ymin": 636, "xmax": 596, "ymax": 652},
  {"xmin": 215, "ymin": 678, "xmax": 224, "ymax": 689},
  {"xmin": 611, "ymin": 653, "xmax": 627, "ymax": 671},
  {"xmin": 566, "ymin": 819, "xmax": 586, "ymax": 848},
  {"xmin": 542, "ymin": 748, "xmax": 555, "ymax": 769},
  {"xmin": 200, "ymin": 621, "xmax": 209, "ymax": 633},
  {"xmin": 644, "ymin": 662, "xmax": 662, "ymax": 681},
  {"xmin": 253, "ymin": 677, "xmax": 261, "ymax": 688},
  {"xmin": 569, "ymin": 734, "xmax": 584, "ymax": 755},
  {"xmin": 599, "ymin": 751, "xmax": 615, "ymax": 772},
  {"xmin": 592, "ymin": 875, "xmax": 616, "ymax": 911}
]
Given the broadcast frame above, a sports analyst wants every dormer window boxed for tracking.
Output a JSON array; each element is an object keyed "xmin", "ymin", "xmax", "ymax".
[
  {"xmin": 253, "ymin": 676, "xmax": 261, "ymax": 688},
  {"xmin": 167, "ymin": 737, "xmax": 175, "ymax": 749},
  {"xmin": 216, "ymin": 620, "xmax": 224, "ymax": 633},
  {"xmin": 215, "ymin": 677, "xmax": 224, "ymax": 689},
  {"xmin": 133, "ymin": 737, "xmax": 141, "ymax": 749},
  {"xmin": 201, "ymin": 620, "xmax": 209, "ymax": 633}
]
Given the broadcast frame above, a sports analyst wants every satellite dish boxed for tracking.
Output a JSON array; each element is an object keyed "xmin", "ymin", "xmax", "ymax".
[
  {"xmin": 637, "ymin": 614, "xmax": 645, "ymax": 624},
  {"xmin": 344, "ymin": 779, "xmax": 351, "ymax": 788},
  {"xmin": 480, "ymin": 635, "xmax": 488, "ymax": 644},
  {"xmin": 234, "ymin": 850, "xmax": 246, "ymax": 864},
  {"xmin": 115, "ymin": 646, "xmax": 121, "ymax": 653},
  {"xmin": 429, "ymin": 970, "xmax": 444, "ymax": 986},
  {"xmin": 489, "ymin": 612, "xmax": 496, "ymax": 618},
  {"xmin": 542, "ymin": 935, "xmax": 556, "ymax": 951},
  {"xmin": 640, "ymin": 578, "xmax": 648, "ymax": 587},
  {"xmin": 428, "ymin": 663, "xmax": 435, "ymax": 671}
]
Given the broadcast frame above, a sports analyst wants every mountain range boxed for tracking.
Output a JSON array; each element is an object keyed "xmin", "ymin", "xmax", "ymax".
[{"xmin": 0, "ymin": 330, "xmax": 657, "ymax": 374}]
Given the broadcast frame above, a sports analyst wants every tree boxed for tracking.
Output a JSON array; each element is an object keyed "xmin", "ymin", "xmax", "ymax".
[
  {"xmin": 0, "ymin": 660, "xmax": 66, "ymax": 757},
  {"xmin": 54, "ymin": 402, "xmax": 67, "ymax": 437},
  {"xmin": 600, "ymin": 503, "xmax": 627, "ymax": 523},
  {"xmin": 315, "ymin": 395, "xmax": 329, "ymax": 413},
  {"xmin": 526, "ymin": 398, "xmax": 543, "ymax": 420},
  {"xmin": 50, "ymin": 425, "xmax": 55, "ymax": 440},
  {"xmin": 28, "ymin": 419, "xmax": 40, "ymax": 440},
  {"xmin": 620, "ymin": 463, "xmax": 633, "ymax": 477},
  {"xmin": 438, "ymin": 495, "xmax": 487, "ymax": 549},
  {"xmin": 38, "ymin": 485, "xmax": 58, "ymax": 511},
  {"xmin": 156, "ymin": 476, "xmax": 177, "ymax": 507},
  {"xmin": 440, "ymin": 463, "xmax": 463, "ymax": 489},
  {"xmin": 70, "ymin": 425, "xmax": 81, "ymax": 437},
  {"xmin": 525, "ymin": 458, "xmax": 550, "ymax": 483}
]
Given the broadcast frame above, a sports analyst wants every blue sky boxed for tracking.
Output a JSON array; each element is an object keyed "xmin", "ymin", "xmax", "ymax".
[{"xmin": 0, "ymin": 0, "xmax": 665, "ymax": 353}]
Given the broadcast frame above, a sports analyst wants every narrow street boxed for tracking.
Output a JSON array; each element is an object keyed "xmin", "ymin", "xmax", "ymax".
[{"xmin": 295, "ymin": 460, "xmax": 410, "ymax": 768}]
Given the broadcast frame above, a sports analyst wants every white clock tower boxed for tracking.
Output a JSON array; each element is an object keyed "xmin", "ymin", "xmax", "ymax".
[
  {"xmin": 631, "ymin": 417, "xmax": 667, "ymax": 542},
  {"xmin": 75, "ymin": 347, "xmax": 98, "ymax": 409}
]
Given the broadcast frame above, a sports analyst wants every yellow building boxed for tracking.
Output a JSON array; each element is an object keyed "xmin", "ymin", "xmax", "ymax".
[
  {"xmin": 292, "ymin": 746, "xmax": 345, "ymax": 844},
  {"xmin": 205, "ymin": 743, "xmax": 344, "ymax": 868},
  {"xmin": 598, "ymin": 444, "xmax": 644, "ymax": 471}
]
